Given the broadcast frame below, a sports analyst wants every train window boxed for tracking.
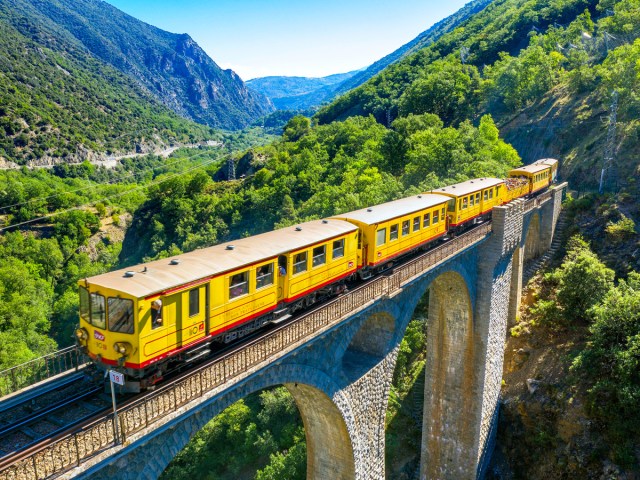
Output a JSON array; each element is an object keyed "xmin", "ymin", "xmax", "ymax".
[
  {"xmin": 423, "ymin": 212, "xmax": 430, "ymax": 227},
  {"xmin": 448, "ymin": 199, "xmax": 456, "ymax": 211},
  {"xmin": 151, "ymin": 299, "xmax": 162, "ymax": 328},
  {"xmin": 108, "ymin": 297, "xmax": 134, "ymax": 334},
  {"xmin": 462, "ymin": 197, "xmax": 468, "ymax": 209},
  {"xmin": 483, "ymin": 190, "xmax": 488, "ymax": 201},
  {"xmin": 189, "ymin": 288, "xmax": 200, "ymax": 317},
  {"xmin": 475, "ymin": 193, "xmax": 481, "ymax": 204},
  {"xmin": 494, "ymin": 187, "xmax": 499, "ymax": 196},
  {"xmin": 293, "ymin": 252, "xmax": 308, "ymax": 275},
  {"xmin": 402, "ymin": 220, "xmax": 410, "ymax": 236},
  {"xmin": 79, "ymin": 287, "xmax": 90, "ymax": 322},
  {"xmin": 312, "ymin": 245, "xmax": 326, "ymax": 267},
  {"xmin": 442, "ymin": 207, "xmax": 446, "ymax": 219},
  {"xmin": 90, "ymin": 293, "xmax": 106, "ymax": 330},
  {"xmin": 256, "ymin": 263, "xmax": 274, "ymax": 289},
  {"xmin": 413, "ymin": 217, "xmax": 420, "ymax": 232},
  {"xmin": 489, "ymin": 189, "xmax": 493, "ymax": 199},
  {"xmin": 230, "ymin": 272, "xmax": 249, "ymax": 298},
  {"xmin": 433, "ymin": 210, "xmax": 439, "ymax": 224},
  {"xmin": 390, "ymin": 224, "xmax": 399, "ymax": 241},
  {"xmin": 333, "ymin": 239, "xmax": 345, "ymax": 259},
  {"xmin": 376, "ymin": 228, "xmax": 386, "ymax": 246}
]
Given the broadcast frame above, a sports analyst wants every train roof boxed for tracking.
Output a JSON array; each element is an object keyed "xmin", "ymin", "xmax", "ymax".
[
  {"xmin": 84, "ymin": 219, "xmax": 358, "ymax": 298},
  {"xmin": 509, "ymin": 163, "xmax": 551, "ymax": 175},
  {"xmin": 330, "ymin": 194, "xmax": 449, "ymax": 225},
  {"xmin": 533, "ymin": 158, "xmax": 559, "ymax": 167},
  {"xmin": 431, "ymin": 178, "xmax": 504, "ymax": 197}
]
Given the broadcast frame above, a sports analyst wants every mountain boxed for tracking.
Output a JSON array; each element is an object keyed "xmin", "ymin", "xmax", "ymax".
[
  {"xmin": 246, "ymin": 71, "xmax": 360, "ymax": 110},
  {"xmin": 247, "ymin": 0, "xmax": 494, "ymax": 112},
  {"xmin": 0, "ymin": 2, "xmax": 218, "ymax": 166},
  {"xmin": 2, "ymin": 0, "xmax": 273, "ymax": 130},
  {"xmin": 329, "ymin": 0, "xmax": 495, "ymax": 98}
]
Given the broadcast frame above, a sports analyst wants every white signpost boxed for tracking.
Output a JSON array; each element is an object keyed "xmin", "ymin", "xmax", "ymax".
[{"xmin": 109, "ymin": 370, "xmax": 124, "ymax": 444}]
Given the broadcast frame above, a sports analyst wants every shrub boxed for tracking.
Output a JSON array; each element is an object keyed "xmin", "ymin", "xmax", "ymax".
[{"xmin": 605, "ymin": 214, "xmax": 636, "ymax": 240}]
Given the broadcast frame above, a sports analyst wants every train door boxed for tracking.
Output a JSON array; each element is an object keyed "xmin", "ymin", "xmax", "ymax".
[
  {"xmin": 277, "ymin": 255, "xmax": 288, "ymax": 302},
  {"xmin": 178, "ymin": 285, "xmax": 207, "ymax": 348},
  {"xmin": 141, "ymin": 294, "xmax": 177, "ymax": 362}
]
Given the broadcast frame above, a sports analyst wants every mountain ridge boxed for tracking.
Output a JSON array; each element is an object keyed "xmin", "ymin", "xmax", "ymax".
[
  {"xmin": 246, "ymin": 70, "xmax": 360, "ymax": 110},
  {"xmin": 4, "ymin": 0, "xmax": 274, "ymax": 129},
  {"xmin": 246, "ymin": 0, "xmax": 495, "ymax": 112}
]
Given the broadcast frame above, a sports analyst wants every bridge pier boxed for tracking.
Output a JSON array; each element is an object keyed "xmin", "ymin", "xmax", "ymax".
[{"xmin": 419, "ymin": 200, "xmax": 524, "ymax": 480}]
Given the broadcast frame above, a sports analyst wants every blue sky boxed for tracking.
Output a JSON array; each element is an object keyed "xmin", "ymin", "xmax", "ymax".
[{"xmin": 104, "ymin": 0, "xmax": 471, "ymax": 80}]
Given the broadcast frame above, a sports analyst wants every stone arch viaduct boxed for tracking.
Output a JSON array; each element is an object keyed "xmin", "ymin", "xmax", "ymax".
[{"xmin": 56, "ymin": 184, "xmax": 566, "ymax": 480}]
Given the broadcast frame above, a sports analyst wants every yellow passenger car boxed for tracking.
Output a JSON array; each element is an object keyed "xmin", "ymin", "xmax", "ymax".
[
  {"xmin": 331, "ymin": 194, "xmax": 449, "ymax": 272},
  {"xmin": 76, "ymin": 219, "xmax": 357, "ymax": 389},
  {"xmin": 532, "ymin": 158, "xmax": 559, "ymax": 182},
  {"xmin": 432, "ymin": 178, "xmax": 506, "ymax": 228},
  {"xmin": 508, "ymin": 164, "xmax": 552, "ymax": 194}
]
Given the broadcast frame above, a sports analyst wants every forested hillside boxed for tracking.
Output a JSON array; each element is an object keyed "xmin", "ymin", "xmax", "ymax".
[
  {"xmin": 3, "ymin": 0, "xmax": 273, "ymax": 129},
  {"xmin": 317, "ymin": 0, "xmax": 640, "ymax": 190},
  {"xmin": 0, "ymin": 8, "xmax": 215, "ymax": 166},
  {"xmin": 120, "ymin": 113, "xmax": 519, "ymax": 264}
]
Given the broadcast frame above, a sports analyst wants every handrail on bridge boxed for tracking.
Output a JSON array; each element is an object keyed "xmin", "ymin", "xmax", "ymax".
[
  {"xmin": 0, "ymin": 346, "xmax": 85, "ymax": 398},
  {"xmin": 0, "ymin": 223, "xmax": 493, "ymax": 480}
]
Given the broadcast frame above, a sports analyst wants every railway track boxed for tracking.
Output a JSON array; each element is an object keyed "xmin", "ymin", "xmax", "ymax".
[
  {"xmin": 0, "ymin": 222, "xmax": 498, "ymax": 479},
  {"xmin": 0, "ymin": 373, "xmax": 110, "ymax": 461}
]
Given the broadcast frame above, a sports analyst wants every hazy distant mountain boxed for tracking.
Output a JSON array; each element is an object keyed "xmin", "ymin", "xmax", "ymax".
[
  {"xmin": 2, "ymin": 0, "xmax": 274, "ymax": 130},
  {"xmin": 247, "ymin": 0, "xmax": 494, "ymax": 112},
  {"xmin": 247, "ymin": 71, "xmax": 360, "ymax": 110}
]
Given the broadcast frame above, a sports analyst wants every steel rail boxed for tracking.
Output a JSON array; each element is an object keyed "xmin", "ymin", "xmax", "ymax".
[{"xmin": 0, "ymin": 385, "xmax": 103, "ymax": 440}]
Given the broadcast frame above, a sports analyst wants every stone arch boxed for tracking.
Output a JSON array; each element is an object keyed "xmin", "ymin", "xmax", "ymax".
[
  {"xmin": 420, "ymin": 270, "xmax": 477, "ymax": 479},
  {"xmin": 342, "ymin": 311, "xmax": 395, "ymax": 381},
  {"xmin": 82, "ymin": 365, "xmax": 358, "ymax": 480},
  {"xmin": 523, "ymin": 212, "xmax": 541, "ymax": 262},
  {"xmin": 285, "ymin": 383, "xmax": 355, "ymax": 479}
]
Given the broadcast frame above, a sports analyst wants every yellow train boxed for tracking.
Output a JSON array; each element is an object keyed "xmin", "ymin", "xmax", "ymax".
[{"xmin": 76, "ymin": 159, "xmax": 558, "ymax": 390}]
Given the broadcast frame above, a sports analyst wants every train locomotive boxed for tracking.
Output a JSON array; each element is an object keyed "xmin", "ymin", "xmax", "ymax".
[{"xmin": 75, "ymin": 158, "xmax": 558, "ymax": 390}]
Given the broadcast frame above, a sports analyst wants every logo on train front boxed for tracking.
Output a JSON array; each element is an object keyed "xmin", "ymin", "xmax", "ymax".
[{"xmin": 94, "ymin": 330, "xmax": 105, "ymax": 341}]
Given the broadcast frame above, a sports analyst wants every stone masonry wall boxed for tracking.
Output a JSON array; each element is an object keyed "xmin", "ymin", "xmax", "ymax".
[{"xmin": 474, "ymin": 200, "xmax": 524, "ymax": 477}]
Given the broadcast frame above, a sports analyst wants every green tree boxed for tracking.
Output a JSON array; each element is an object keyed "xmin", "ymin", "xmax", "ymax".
[
  {"xmin": 283, "ymin": 116, "xmax": 311, "ymax": 142},
  {"xmin": 572, "ymin": 273, "xmax": 640, "ymax": 463},
  {"xmin": 0, "ymin": 257, "xmax": 56, "ymax": 369},
  {"xmin": 547, "ymin": 235, "xmax": 615, "ymax": 323}
]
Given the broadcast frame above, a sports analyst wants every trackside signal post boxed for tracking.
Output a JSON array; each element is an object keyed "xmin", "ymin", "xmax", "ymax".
[{"xmin": 109, "ymin": 370, "xmax": 124, "ymax": 444}]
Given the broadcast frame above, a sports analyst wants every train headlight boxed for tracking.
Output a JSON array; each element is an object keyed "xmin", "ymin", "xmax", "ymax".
[
  {"xmin": 113, "ymin": 342, "xmax": 132, "ymax": 356},
  {"xmin": 75, "ymin": 328, "xmax": 89, "ymax": 345}
]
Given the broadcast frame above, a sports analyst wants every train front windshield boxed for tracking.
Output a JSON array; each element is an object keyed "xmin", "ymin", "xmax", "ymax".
[{"xmin": 79, "ymin": 286, "xmax": 134, "ymax": 334}]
